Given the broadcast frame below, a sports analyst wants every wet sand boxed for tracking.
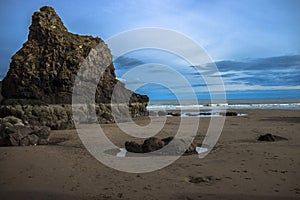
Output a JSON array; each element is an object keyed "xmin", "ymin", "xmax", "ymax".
[{"xmin": 0, "ymin": 109, "xmax": 299, "ymax": 199}]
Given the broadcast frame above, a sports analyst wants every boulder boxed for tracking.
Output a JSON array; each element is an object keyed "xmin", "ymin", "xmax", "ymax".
[
  {"xmin": 161, "ymin": 136, "xmax": 174, "ymax": 145},
  {"xmin": 167, "ymin": 112, "xmax": 181, "ymax": 117},
  {"xmin": 125, "ymin": 136, "xmax": 197, "ymax": 155},
  {"xmin": 199, "ymin": 112, "xmax": 212, "ymax": 116},
  {"xmin": 163, "ymin": 138, "xmax": 196, "ymax": 155},
  {"xmin": 0, "ymin": 116, "xmax": 51, "ymax": 146},
  {"xmin": 7, "ymin": 133, "xmax": 20, "ymax": 146},
  {"xmin": 142, "ymin": 137, "xmax": 165, "ymax": 153},
  {"xmin": 125, "ymin": 141, "xmax": 143, "ymax": 153},
  {"xmin": 224, "ymin": 111, "xmax": 238, "ymax": 116},
  {"xmin": 5, "ymin": 125, "xmax": 33, "ymax": 137},
  {"xmin": 19, "ymin": 134, "xmax": 40, "ymax": 146},
  {"xmin": 31, "ymin": 126, "xmax": 51, "ymax": 139},
  {"xmin": 0, "ymin": 116, "xmax": 24, "ymax": 125},
  {"xmin": 189, "ymin": 176, "xmax": 212, "ymax": 183},
  {"xmin": 257, "ymin": 133, "xmax": 288, "ymax": 142}
]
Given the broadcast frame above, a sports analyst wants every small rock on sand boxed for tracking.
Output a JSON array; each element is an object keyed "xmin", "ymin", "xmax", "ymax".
[{"xmin": 257, "ymin": 133, "xmax": 288, "ymax": 142}]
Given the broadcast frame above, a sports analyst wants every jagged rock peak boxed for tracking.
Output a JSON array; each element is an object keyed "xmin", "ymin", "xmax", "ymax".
[
  {"xmin": 0, "ymin": 5, "xmax": 149, "ymax": 126},
  {"xmin": 1, "ymin": 6, "xmax": 149, "ymax": 107},
  {"xmin": 28, "ymin": 6, "xmax": 68, "ymax": 41}
]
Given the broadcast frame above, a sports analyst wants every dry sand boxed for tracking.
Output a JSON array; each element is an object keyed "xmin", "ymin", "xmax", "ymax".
[{"xmin": 0, "ymin": 109, "xmax": 299, "ymax": 200}]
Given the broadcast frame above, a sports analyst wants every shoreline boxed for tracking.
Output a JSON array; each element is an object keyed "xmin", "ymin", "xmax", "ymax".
[{"xmin": 147, "ymin": 98, "xmax": 300, "ymax": 111}]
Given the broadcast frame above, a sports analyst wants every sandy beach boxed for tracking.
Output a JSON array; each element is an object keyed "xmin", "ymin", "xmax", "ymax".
[{"xmin": 0, "ymin": 109, "xmax": 299, "ymax": 200}]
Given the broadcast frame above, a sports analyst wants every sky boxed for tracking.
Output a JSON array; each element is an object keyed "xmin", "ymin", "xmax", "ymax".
[{"xmin": 0, "ymin": 0, "xmax": 300, "ymax": 100}]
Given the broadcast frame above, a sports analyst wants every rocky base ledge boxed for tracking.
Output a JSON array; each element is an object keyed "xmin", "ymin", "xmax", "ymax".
[
  {"xmin": 0, "ymin": 103, "xmax": 148, "ymax": 130},
  {"xmin": 0, "ymin": 116, "xmax": 50, "ymax": 146}
]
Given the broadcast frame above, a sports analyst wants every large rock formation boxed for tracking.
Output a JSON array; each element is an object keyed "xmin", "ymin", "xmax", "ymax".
[{"xmin": 0, "ymin": 6, "xmax": 148, "ymax": 128}]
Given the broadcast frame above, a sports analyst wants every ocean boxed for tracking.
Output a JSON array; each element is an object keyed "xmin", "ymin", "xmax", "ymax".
[{"xmin": 147, "ymin": 98, "xmax": 300, "ymax": 110}]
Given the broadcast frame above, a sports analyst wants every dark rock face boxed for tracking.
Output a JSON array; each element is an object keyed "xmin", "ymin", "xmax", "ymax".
[
  {"xmin": 257, "ymin": 133, "xmax": 288, "ymax": 142},
  {"xmin": 0, "ymin": 82, "xmax": 3, "ymax": 103},
  {"xmin": 199, "ymin": 112, "xmax": 211, "ymax": 116},
  {"xmin": 161, "ymin": 136, "xmax": 174, "ymax": 144},
  {"xmin": 189, "ymin": 176, "xmax": 212, "ymax": 184},
  {"xmin": 2, "ymin": 6, "xmax": 148, "ymax": 105},
  {"xmin": 224, "ymin": 111, "xmax": 238, "ymax": 116},
  {"xmin": 125, "ymin": 137, "xmax": 197, "ymax": 155},
  {"xmin": 0, "ymin": 116, "xmax": 51, "ymax": 146},
  {"xmin": 2, "ymin": 6, "xmax": 96, "ymax": 104},
  {"xmin": 167, "ymin": 112, "xmax": 181, "ymax": 117},
  {"xmin": 142, "ymin": 137, "xmax": 165, "ymax": 153},
  {"xmin": 125, "ymin": 141, "xmax": 143, "ymax": 153},
  {"xmin": 0, "ymin": 6, "xmax": 148, "ymax": 126}
]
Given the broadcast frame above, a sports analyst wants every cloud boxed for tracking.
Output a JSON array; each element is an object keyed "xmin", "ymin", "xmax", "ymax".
[
  {"xmin": 114, "ymin": 54, "xmax": 300, "ymax": 100},
  {"xmin": 114, "ymin": 55, "xmax": 144, "ymax": 69},
  {"xmin": 213, "ymin": 55, "xmax": 300, "ymax": 87},
  {"xmin": 215, "ymin": 55, "xmax": 300, "ymax": 71}
]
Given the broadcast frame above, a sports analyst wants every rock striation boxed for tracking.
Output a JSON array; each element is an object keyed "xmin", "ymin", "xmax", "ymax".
[{"xmin": 0, "ymin": 6, "xmax": 148, "ymax": 129}]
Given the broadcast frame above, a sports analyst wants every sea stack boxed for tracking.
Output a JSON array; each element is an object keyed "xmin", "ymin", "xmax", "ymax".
[{"xmin": 0, "ymin": 6, "xmax": 149, "ymax": 129}]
